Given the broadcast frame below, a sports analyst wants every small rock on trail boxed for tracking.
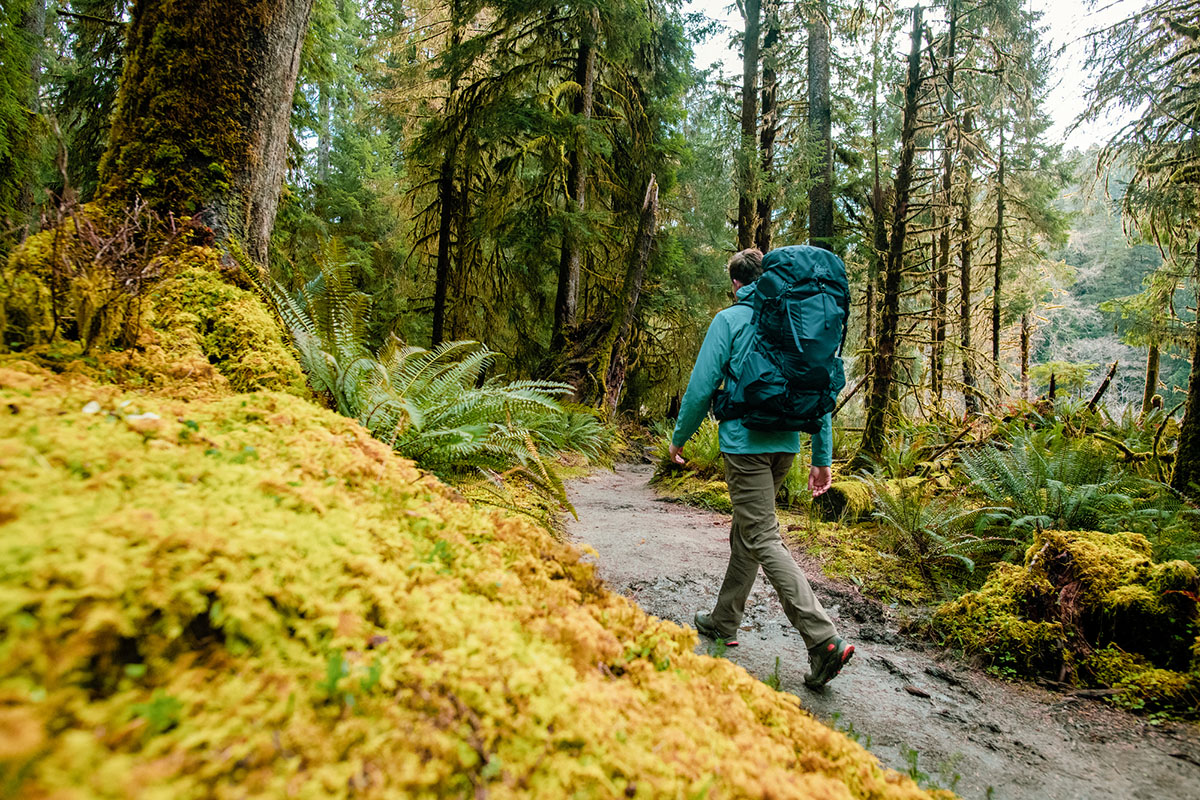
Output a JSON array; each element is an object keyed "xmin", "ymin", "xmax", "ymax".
[{"xmin": 567, "ymin": 464, "xmax": 1200, "ymax": 800}]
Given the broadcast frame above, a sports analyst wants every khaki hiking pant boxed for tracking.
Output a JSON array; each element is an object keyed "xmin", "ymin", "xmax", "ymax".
[{"xmin": 711, "ymin": 452, "xmax": 838, "ymax": 650}]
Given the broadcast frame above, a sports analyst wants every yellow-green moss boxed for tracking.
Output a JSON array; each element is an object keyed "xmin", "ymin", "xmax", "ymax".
[
  {"xmin": 3, "ymin": 230, "xmax": 307, "ymax": 400},
  {"xmin": 0, "ymin": 363, "xmax": 947, "ymax": 799},
  {"xmin": 1112, "ymin": 669, "xmax": 1200, "ymax": 717},
  {"xmin": 813, "ymin": 479, "xmax": 873, "ymax": 521},
  {"xmin": 653, "ymin": 474, "xmax": 733, "ymax": 513},
  {"xmin": 150, "ymin": 265, "xmax": 307, "ymax": 396},
  {"xmin": 931, "ymin": 530, "xmax": 1200, "ymax": 715}
]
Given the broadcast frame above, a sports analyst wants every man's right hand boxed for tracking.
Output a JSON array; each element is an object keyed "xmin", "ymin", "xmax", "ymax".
[
  {"xmin": 668, "ymin": 443, "xmax": 687, "ymax": 465},
  {"xmin": 809, "ymin": 465, "xmax": 832, "ymax": 497}
]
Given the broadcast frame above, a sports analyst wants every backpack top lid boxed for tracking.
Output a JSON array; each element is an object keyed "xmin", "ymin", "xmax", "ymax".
[{"xmin": 760, "ymin": 244, "xmax": 847, "ymax": 286}]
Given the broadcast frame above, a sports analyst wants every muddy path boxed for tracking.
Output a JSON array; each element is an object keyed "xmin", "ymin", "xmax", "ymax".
[{"xmin": 566, "ymin": 464, "xmax": 1200, "ymax": 800}]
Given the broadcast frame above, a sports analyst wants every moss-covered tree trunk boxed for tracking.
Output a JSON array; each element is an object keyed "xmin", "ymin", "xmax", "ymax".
[
  {"xmin": 1141, "ymin": 342, "xmax": 1160, "ymax": 418},
  {"xmin": 992, "ymin": 121, "xmax": 1005, "ymax": 369},
  {"xmin": 807, "ymin": 0, "xmax": 833, "ymax": 251},
  {"xmin": 98, "ymin": 0, "xmax": 315, "ymax": 262},
  {"xmin": 959, "ymin": 109, "xmax": 979, "ymax": 416},
  {"xmin": 599, "ymin": 176, "xmax": 658, "ymax": 415},
  {"xmin": 552, "ymin": 7, "xmax": 599, "ymax": 348},
  {"xmin": 754, "ymin": 1, "xmax": 779, "ymax": 253},
  {"xmin": 933, "ymin": 5, "xmax": 956, "ymax": 404}
]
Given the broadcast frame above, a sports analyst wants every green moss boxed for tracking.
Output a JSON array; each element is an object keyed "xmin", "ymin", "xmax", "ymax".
[
  {"xmin": 1112, "ymin": 669, "xmax": 1200, "ymax": 718},
  {"xmin": 932, "ymin": 562, "xmax": 1065, "ymax": 677},
  {"xmin": 931, "ymin": 530, "xmax": 1200, "ymax": 716},
  {"xmin": 152, "ymin": 266, "xmax": 307, "ymax": 396},
  {"xmin": 0, "ymin": 364, "xmax": 947, "ymax": 799},
  {"xmin": 813, "ymin": 479, "xmax": 873, "ymax": 522}
]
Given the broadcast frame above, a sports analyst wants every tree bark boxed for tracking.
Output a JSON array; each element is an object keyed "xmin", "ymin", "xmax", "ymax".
[
  {"xmin": 1020, "ymin": 312, "xmax": 1030, "ymax": 400},
  {"xmin": 736, "ymin": 0, "xmax": 761, "ymax": 250},
  {"xmin": 317, "ymin": 86, "xmax": 331, "ymax": 183},
  {"xmin": 754, "ymin": 0, "xmax": 779, "ymax": 253},
  {"xmin": 933, "ymin": 5, "xmax": 955, "ymax": 403},
  {"xmin": 601, "ymin": 176, "xmax": 658, "ymax": 414},
  {"xmin": 959, "ymin": 108, "xmax": 979, "ymax": 415},
  {"xmin": 992, "ymin": 120, "xmax": 1005, "ymax": 368},
  {"xmin": 860, "ymin": 5, "xmax": 923, "ymax": 459},
  {"xmin": 1142, "ymin": 342, "xmax": 1161, "ymax": 418},
  {"xmin": 807, "ymin": 0, "xmax": 833, "ymax": 251},
  {"xmin": 98, "ymin": 0, "xmax": 316, "ymax": 263},
  {"xmin": 552, "ymin": 6, "xmax": 599, "ymax": 346},
  {"xmin": 432, "ymin": 0, "xmax": 465, "ymax": 346},
  {"xmin": 1088, "ymin": 360, "xmax": 1118, "ymax": 413},
  {"xmin": 1171, "ymin": 245, "xmax": 1200, "ymax": 496}
]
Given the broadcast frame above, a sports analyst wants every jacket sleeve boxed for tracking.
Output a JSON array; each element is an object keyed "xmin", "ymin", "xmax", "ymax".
[
  {"xmin": 810, "ymin": 412, "xmax": 833, "ymax": 467},
  {"xmin": 671, "ymin": 314, "xmax": 732, "ymax": 448}
]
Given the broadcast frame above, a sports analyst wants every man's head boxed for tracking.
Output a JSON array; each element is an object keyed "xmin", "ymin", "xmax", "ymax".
[{"xmin": 728, "ymin": 248, "xmax": 763, "ymax": 288}]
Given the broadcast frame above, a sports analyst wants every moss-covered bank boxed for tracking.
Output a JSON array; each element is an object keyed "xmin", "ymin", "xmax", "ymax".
[
  {"xmin": 0, "ymin": 362, "xmax": 947, "ymax": 798},
  {"xmin": 931, "ymin": 529, "xmax": 1200, "ymax": 717}
]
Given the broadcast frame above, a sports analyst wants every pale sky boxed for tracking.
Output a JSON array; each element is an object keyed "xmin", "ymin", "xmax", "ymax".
[{"xmin": 683, "ymin": 0, "xmax": 1143, "ymax": 152}]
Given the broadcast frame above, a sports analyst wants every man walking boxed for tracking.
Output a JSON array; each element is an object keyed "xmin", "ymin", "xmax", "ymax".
[{"xmin": 668, "ymin": 247, "xmax": 854, "ymax": 689}]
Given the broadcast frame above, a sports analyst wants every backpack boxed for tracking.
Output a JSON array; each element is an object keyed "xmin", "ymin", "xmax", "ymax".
[{"xmin": 712, "ymin": 245, "xmax": 850, "ymax": 434}]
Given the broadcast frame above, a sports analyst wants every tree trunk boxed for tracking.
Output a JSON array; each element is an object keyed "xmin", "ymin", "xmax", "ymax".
[
  {"xmin": 317, "ymin": 87, "xmax": 331, "ymax": 183},
  {"xmin": 959, "ymin": 108, "xmax": 979, "ymax": 415},
  {"xmin": 98, "ymin": 0, "xmax": 316, "ymax": 263},
  {"xmin": 807, "ymin": 0, "xmax": 833, "ymax": 251},
  {"xmin": 432, "ymin": 1, "xmax": 465, "ymax": 346},
  {"xmin": 933, "ymin": 5, "xmax": 955, "ymax": 404},
  {"xmin": 754, "ymin": 0, "xmax": 779, "ymax": 253},
  {"xmin": 1142, "ymin": 342, "xmax": 1161, "ymax": 418},
  {"xmin": 1020, "ymin": 312, "xmax": 1030, "ymax": 400},
  {"xmin": 860, "ymin": 5, "xmax": 923, "ymax": 459},
  {"xmin": 552, "ymin": 6, "xmax": 599, "ymax": 346},
  {"xmin": 601, "ymin": 176, "xmax": 659, "ymax": 414},
  {"xmin": 1168, "ymin": 249, "xmax": 1200, "ymax": 497},
  {"xmin": 992, "ymin": 120, "xmax": 1005, "ymax": 369},
  {"xmin": 1088, "ymin": 360, "xmax": 1118, "ymax": 413},
  {"xmin": 736, "ymin": 0, "xmax": 761, "ymax": 251},
  {"xmin": 22, "ymin": 0, "xmax": 46, "ymax": 100}
]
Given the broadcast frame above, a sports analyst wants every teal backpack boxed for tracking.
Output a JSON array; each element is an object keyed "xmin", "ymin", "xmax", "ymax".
[{"xmin": 712, "ymin": 245, "xmax": 850, "ymax": 433}]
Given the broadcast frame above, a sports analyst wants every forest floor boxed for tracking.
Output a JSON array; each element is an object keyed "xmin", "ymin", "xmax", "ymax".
[{"xmin": 565, "ymin": 463, "xmax": 1200, "ymax": 800}]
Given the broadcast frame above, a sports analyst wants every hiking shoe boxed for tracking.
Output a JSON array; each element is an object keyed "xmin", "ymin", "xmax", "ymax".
[
  {"xmin": 804, "ymin": 636, "xmax": 854, "ymax": 689},
  {"xmin": 694, "ymin": 612, "xmax": 738, "ymax": 647}
]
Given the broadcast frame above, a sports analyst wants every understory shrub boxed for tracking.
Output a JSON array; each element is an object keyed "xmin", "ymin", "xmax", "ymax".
[
  {"xmin": 957, "ymin": 433, "xmax": 1153, "ymax": 536},
  {"xmin": 864, "ymin": 479, "xmax": 1014, "ymax": 588},
  {"xmin": 931, "ymin": 529, "xmax": 1200, "ymax": 717},
  {"xmin": 240, "ymin": 241, "xmax": 603, "ymax": 500}
]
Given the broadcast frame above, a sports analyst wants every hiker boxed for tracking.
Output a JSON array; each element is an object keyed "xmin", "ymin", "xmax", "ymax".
[{"xmin": 668, "ymin": 246, "xmax": 855, "ymax": 689}]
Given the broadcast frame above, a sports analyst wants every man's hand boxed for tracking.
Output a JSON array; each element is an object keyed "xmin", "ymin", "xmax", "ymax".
[
  {"xmin": 809, "ymin": 465, "xmax": 832, "ymax": 497},
  {"xmin": 668, "ymin": 443, "xmax": 687, "ymax": 466}
]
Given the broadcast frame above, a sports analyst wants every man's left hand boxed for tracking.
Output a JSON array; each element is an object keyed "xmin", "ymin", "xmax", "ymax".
[
  {"xmin": 668, "ymin": 444, "xmax": 686, "ymax": 465},
  {"xmin": 809, "ymin": 465, "xmax": 832, "ymax": 497}
]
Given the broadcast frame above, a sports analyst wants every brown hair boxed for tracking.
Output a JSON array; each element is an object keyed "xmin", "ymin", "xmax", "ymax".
[{"xmin": 728, "ymin": 248, "xmax": 763, "ymax": 285}]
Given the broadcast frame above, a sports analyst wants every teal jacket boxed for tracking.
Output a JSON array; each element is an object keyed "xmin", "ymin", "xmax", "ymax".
[{"xmin": 670, "ymin": 283, "xmax": 833, "ymax": 465}]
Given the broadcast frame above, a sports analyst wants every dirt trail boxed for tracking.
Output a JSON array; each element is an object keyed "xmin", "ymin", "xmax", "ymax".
[{"xmin": 566, "ymin": 464, "xmax": 1200, "ymax": 800}]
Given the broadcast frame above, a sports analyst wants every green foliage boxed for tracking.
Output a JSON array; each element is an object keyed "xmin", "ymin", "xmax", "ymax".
[
  {"xmin": 864, "ymin": 477, "xmax": 1014, "ymax": 588},
  {"xmin": 652, "ymin": 418, "xmax": 723, "ymax": 480},
  {"xmin": 957, "ymin": 432, "xmax": 1147, "ymax": 535},
  {"xmin": 858, "ymin": 426, "xmax": 933, "ymax": 480},
  {"xmin": 240, "ymin": 239, "xmax": 602, "ymax": 507},
  {"xmin": 1028, "ymin": 361, "xmax": 1097, "ymax": 398}
]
